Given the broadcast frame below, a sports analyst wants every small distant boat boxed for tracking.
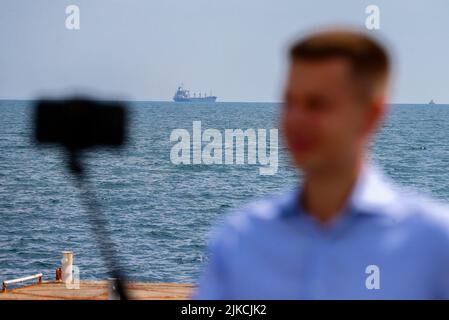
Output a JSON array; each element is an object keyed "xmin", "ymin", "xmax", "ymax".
[
  {"xmin": 429, "ymin": 99, "xmax": 436, "ymax": 105},
  {"xmin": 173, "ymin": 85, "xmax": 217, "ymax": 103}
]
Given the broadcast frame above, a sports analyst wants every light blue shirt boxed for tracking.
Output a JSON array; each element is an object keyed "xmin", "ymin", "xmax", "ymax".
[{"xmin": 195, "ymin": 165, "xmax": 449, "ymax": 299}]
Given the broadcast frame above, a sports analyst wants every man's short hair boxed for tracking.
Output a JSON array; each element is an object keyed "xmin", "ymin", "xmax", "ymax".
[{"xmin": 290, "ymin": 29, "xmax": 390, "ymax": 100}]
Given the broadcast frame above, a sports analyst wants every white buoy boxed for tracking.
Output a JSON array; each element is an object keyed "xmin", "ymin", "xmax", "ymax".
[{"xmin": 61, "ymin": 251, "xmax": 73, "ymax": 285}]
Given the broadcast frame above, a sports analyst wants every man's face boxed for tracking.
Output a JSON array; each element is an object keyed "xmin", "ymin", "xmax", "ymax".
[{"xmin": 282, "ymin": 58, "xmax": 376, "ymax": 173}]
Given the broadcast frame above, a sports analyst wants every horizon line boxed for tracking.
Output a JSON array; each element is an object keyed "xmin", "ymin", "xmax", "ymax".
[{"xmin": 0, "ymin": 98, "xmax": 446, "ymax": 105}]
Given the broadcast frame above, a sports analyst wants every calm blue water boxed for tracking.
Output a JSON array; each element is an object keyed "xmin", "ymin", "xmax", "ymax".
[{"xmin": 1, "ymin": 100, "xmax": 449, "ymax": 283}]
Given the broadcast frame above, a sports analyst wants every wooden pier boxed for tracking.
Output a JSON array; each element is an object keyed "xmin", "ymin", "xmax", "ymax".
[{"xmin": 0, "ymin": 281, "xmax": 194, "ymax": 300}]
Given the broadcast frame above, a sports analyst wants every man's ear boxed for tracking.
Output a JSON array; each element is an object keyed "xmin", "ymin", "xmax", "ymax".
[{"xmin": 364, "ymin": 95, "xmax": 387, "ymax": 137}]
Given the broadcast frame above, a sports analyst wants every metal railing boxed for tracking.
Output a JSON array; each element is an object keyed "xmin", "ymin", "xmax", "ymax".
[{"xmin": 2, "ymin": 273, "xmax": 43, "ymax": 293}]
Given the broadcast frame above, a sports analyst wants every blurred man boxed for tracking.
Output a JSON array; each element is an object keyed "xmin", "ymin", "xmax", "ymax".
[{"xmin": 195, "ymin": 29, "xmax": 449, "ymax": 299}]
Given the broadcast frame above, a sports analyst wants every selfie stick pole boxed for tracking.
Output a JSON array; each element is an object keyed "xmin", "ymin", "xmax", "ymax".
[{"xmin": 68, "ymin": 150, "xmax": 129, "ymax": 300}]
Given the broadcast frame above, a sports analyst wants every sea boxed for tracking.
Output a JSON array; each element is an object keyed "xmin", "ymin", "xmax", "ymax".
[{"xmin": 1, "ymin": 100, "xmax": 449, "ymax": 284}]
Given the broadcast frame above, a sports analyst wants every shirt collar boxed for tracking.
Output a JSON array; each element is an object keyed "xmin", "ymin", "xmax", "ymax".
[
  {"xmin": 280, "ymin": 163, "xmax": 399, "ymax": 218},
  {"xmin": 347, "ymin": 163, "xmax": 399, "ymax": 215}
]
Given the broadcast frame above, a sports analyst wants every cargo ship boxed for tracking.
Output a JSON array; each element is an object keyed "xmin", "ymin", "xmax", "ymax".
[{"xmin": 173, "ymin": 86, "xmax": 217, "ymax": 102}]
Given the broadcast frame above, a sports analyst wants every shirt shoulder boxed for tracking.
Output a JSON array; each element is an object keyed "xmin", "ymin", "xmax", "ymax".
[
  {"xmin": 351, "ymin": 165, "xmax": 449, "ymax": 243},
  {"xmin": 205, "ymin": 191, "xmax": 293, "ymax": 252},
  {"xmin": 398, "ymin": 190, "xmax": 449, "ymax": 240}
]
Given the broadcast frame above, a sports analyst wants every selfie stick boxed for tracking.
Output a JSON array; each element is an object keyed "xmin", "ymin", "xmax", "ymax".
[
  {"xmin": 34, "ymin": 99, "xmax": 129, "ymax": 300},
  {"xmin": 68, "ymin": 150, "xmax": 129, "ymax": 300}
]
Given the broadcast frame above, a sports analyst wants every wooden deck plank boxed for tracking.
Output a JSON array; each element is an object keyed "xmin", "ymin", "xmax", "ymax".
[{"xmin": 0, "ymin": 281, "xmax": 194, "ymax": 300}]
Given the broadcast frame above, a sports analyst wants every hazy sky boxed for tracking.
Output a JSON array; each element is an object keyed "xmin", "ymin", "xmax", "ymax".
[{"xmin": 1, "ymin": 0, "xmax": 448, "ymax": 102}]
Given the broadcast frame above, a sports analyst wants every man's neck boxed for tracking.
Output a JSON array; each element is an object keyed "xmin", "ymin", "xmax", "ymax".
[{"xmin": 301, "ymin": 157, "xmax": 364, "ymax": 224}]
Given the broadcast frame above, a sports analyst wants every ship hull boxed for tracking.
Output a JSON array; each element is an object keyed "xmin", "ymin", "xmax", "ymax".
[{"xmin": 173, "ymin": 96, "xmax": 217, "ymax": 103}]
